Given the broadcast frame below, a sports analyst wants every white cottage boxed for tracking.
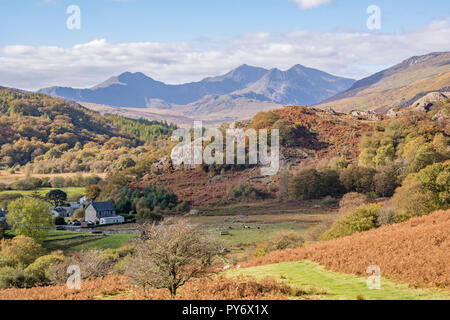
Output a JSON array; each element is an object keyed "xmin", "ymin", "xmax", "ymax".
[{"xmin": 85, "ymin": 202, "xmax": 123, "ymax": 225}]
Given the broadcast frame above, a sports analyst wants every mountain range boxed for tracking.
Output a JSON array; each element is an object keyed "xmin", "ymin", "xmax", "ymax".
[
  {"xmin": 34, "ymin": 51, "xmax": 450, "ymax": 124},
  {"xmin": 38, "ymin": 64, "xmax": 355, "ymax": 119}
]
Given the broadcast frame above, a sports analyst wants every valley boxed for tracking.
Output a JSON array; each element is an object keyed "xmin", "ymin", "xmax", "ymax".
[{"xmin": 0, "ymin": 52, "xmax": 448, "ymax": 302}]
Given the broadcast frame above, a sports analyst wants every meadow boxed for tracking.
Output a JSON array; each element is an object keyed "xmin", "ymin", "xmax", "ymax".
[
  {"xmin": 173, "ymin": 201, "xmax": 337, "ymax": 249},
  {"xmin": 226, "ymin": 260, "xmax": 450, "ymax": 300},
  {"xmin": 43, "ymin": 231, "xmax": 136, "ymax": 253}
]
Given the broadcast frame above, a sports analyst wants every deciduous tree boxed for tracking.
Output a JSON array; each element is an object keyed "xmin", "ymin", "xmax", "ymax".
[
  {"xmin": 7, "ymin": 198, "xmax": 53, "ymax": 243},
  {"xmin": 126, "ymin": 220, "xmax": 222, "ymax": 296}
]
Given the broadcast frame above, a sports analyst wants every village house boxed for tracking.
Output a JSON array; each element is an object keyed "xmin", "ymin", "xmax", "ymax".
[
  {"xmin": 52, "ymin": 207, "xmax": 75, "ymax": 218},
  {"xmin": 85, "ymin": 202, "xmax": 124, "ymax": 225}
]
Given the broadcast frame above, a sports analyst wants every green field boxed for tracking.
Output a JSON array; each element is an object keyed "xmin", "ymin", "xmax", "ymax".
[
  {"xmin": 226, "ymin": 260, "xmax": 450, "ymax": 300},
  {"xmin": 43, "ymin": 231, "xmax": 136, "ymax": 253},
  {"xmin": 0, "ymin": 187, "xmax": 85, "ymax": 201},
  {"xmin": 173, "ymin": 201, "xmax": 336, "ymax": 250},
  {"xmin": 211, "ymin": 222, "xmax": 312, "ymax": 247}
]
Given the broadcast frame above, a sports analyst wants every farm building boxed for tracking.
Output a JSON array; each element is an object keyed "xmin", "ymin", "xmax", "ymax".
[
  {"xmin": 52, "ymin": 207, "xmax": 74, "ymax": 218},
  {"xmin": 85, "ymin": 202, "xmax": 123, "ymax": 225},
  {"xmin": 100, "ymin": 216, "xmax": 125, "ymax": 225}
]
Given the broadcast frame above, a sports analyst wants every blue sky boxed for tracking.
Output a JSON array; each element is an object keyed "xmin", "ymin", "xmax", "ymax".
[
  {"xmin": 0, "ymin": 0, "xmax": 449, "ymax": 89},
  {"xmin": 1, "ymin": 0, "xmax": 449, "ymax": 46}
]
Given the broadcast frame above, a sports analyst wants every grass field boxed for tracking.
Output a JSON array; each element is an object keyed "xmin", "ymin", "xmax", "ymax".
[
  {"xmin": 0, "ymin": 187, "xmax": 85, "ymax": 201},
  {"xmin": 43, "ymin": 231, "xmax": 136, "ymax": 253},
  {"xmin": 172, "ymin": 201, "xmax": 337, "ymax": 250},
  {"xmin": 227, "ymin": 260, "xmax": 450, "ymax": 300}
]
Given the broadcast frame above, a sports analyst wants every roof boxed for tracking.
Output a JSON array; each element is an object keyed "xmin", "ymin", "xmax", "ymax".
[
  {"xmin": 53, "ymin": 207, "xmax": 73, "ymax": 213},
  {"xmin": 90, "ymin": 202, "xmax": 115, "ymax": 212}
]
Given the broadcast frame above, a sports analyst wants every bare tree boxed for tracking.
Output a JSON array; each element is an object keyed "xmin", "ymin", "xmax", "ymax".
[{"xmin": 126, "ymin": 220, "xmax": 223, "ymax": 296}]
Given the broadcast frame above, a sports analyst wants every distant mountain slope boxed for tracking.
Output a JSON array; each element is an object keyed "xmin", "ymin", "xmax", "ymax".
[
  {"xmin": 318, "ymin": 51, "xmax": 450, "ymax": 113},
  {"xmin": 233, "ymin": 64, "xmax": 355, "ymax": 105},
  {"xmin": 38, "ymin": 64, "xmax": 355, "ymax": 114}
]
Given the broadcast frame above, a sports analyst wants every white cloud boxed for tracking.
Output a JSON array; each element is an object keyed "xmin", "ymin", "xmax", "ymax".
[
  {"xmin": 291, "ymin": 0, "xmax": 332, "ymax": 10},
  {"xmin": 0, "ymin": 19, "xmax": 450, "ymax": 91}
]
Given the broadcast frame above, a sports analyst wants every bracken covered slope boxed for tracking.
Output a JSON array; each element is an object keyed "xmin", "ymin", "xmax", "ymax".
[{"xmin": 244, "ymin": 209, "xmax": 450, "ymax": 289}]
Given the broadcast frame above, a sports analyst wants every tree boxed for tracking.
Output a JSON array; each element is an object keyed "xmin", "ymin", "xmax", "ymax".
[
  {"xmin": 126, "ymin": 220, "xmax": 222, "ymax": 296},
  {"xmin": 340, "ymin": 165, "xmax": 376, "ymax": 194},
  {"xmin": 289, "ymin": 169, "xmax": 322, "ymax": 200},
  {"xmin": 374, "ymin": 165, "xmax": 399, "ymax": 197},
  {"xmin": 289, "ymin": 168, "xmax": 343, "ymax": 201},
  {"xmin": 85, "ymin": 185, "xmax": 101, "ymax": 200},
  {"xmin": 392, "ymin": 161, "xmax": 450, "ymax": 221},
  {"xmin": 407, "ymin": 145, "xmax": 436, "ymax": 174},
  {"xmin": 7, "ymin": 198, "xmax": 53, "ymax": 243},
  {"xmin": 46, "ymin": 189, "xmax": 67, "ymax": 207},
  {"xmin": 415, "ymin": 161, "xmax": 450, "ymax": 210}
]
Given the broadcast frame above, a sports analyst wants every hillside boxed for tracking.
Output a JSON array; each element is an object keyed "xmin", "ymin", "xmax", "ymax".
[
  {"xmin": 244, "ymin": 209, "xmax": 450, "ymax": 290},
  {"xmin": 0, "ymin": 87, "xmax": 176, "ymax": 173},
  {"xmin": 132, "ymin": 105, "xmax": 372, "ymax": 207},
  {"xmin": 318, "ymin": 51, "xmax": 450, "ymax": 113},
  {"xmin": 38, "ymin": 64, "xmax": 355, "ymax": 121}
]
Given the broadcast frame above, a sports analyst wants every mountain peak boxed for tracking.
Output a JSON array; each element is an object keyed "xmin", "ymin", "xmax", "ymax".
[
  {"xmin": 118, "ymin": 71, "xmax": 152, "ymax": 81},
  {"xmin": 39, "ymin": 63, "xmax": 356, "ymax": 108}
]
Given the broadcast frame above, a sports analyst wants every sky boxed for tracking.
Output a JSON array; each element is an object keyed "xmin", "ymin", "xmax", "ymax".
[{"xmin": 0, "ymin": 0, "xmax": 450, "ymax": 90}]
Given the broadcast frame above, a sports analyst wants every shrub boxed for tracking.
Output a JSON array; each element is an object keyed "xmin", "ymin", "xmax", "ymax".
[
  {"xmin": 0, "ymin": 236, "xmax": 43, "ymax": 267},
  {"xmin": 136, "ymin": 208, "xmax": 164, "ymax": 222},
  {"xmin": 174, "ymin": 201, "xmax": 190, "ymax": 213},
  {"xmin": 230, "ymin": 183, "xmax": 264, "ymax": 200},
  {"xmin": 116, "ymin": 157, "xmax": 136, "ymax": 171},
  {"xmin": 49, "ymin": 250, "xmax": 114, "ymax": 284},
  {"xmin": 24, "ymin": 253, "xmax": 64, "ymax": 286},
  {"xmin": 0, "ymin": 255, "xmax": 14, "ymax": 268},
  {"xmin": 0, "ymin": 266, "xmax": 29, "ymax": 289},
  {"xmin": 320, "ymin": 204, "xmax": 382, "ymax": 241},
  {"xmin": 53, "ymin": 216, "xmax": 66, "ymax": 226},
  {"xmin": 254, "ymin": 232, "xmax": 304, "ymax": 258},
  {"xmin": 268, "ymin": 232, "xmax": 304, "ymax": 251}
]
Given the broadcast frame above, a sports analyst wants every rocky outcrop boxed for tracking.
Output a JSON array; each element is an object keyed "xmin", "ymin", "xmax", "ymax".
[
  {"xmin": 387, "ymin": 91, "xmax": 449, "ymax": 117},
  {"xmin": 349, "ymin": 110, "xmax": 383, "ymax": 121},
  {"xmin": 410, "ymin": 92, "xmax": 448, "ymax": 112}
]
